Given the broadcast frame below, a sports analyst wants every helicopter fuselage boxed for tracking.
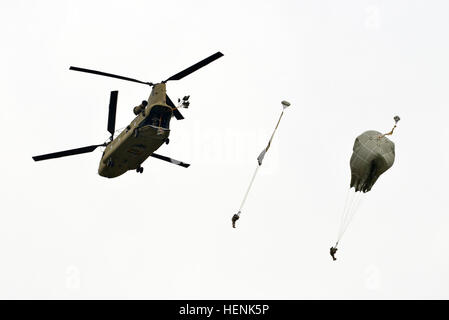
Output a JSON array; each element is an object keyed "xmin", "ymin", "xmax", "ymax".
[
  {"xmin": 32, "ymin": 52, "xmax": 223, "ymax": 173},
  {"xmin": 98, "ymin": 83, "xmax": 172, "ymax": 178}
]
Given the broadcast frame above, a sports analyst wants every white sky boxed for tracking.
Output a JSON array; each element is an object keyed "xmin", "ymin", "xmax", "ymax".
[{"xmin": 0, "ymin": 0, "xmax": 448, "ymax": 299}]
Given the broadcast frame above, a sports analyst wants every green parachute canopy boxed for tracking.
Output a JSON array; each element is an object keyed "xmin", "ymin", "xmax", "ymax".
[{"xmin": 350, "ymin": 130, "xmax": 395, "ymax": 193}]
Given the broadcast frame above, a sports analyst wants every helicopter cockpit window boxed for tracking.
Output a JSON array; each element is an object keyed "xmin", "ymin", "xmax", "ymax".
[{"xmin": 142, "ymin": 105, "xmax": 172, "ymax": 129}]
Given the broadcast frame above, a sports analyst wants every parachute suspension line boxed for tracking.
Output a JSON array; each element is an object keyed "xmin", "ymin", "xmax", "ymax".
[
  {"xmin": 238, "ymin": 164, "xmax": 260, "ymax": 213},
  {"xmin": 332, "ymin": 190, "xmax": 359, "ymax": 259},
  {"xmin": 340, "ymin": 192, "xmax": 364, "ymax": 240},
  {"xmin": 336, "ymin": 190, "xmax": 357, "ymax": 245},
  {"xmin": 336, "ymin": 189, "xmax": 354, "ymax": 245},
  {"xmin": 232, "ymin": 101, "xmax": 291, "ymax": 228},
  {"xmin": 339, "ymin": 191, "xmax": 361, "ymax": 242},
  {"xmin": 337, "ymin": 191, "xmax": 364, "ymax": 244},
  {"xmin": 336, "ymin": 190, "xmax": 355, "ymax": 246}
]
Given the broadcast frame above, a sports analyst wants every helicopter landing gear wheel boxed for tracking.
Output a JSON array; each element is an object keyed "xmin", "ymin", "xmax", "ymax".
[
  {"xmin": 134, "ymin": 128, "xmax": 140, "ymax": 138},
  {"xmin": 106, "ymin": 158, "xmax": 114, "ymax": 167},
  {"xmin": 165, "ymin": 138, "xmax": 170, "ymax": 145},
  {"xmin": 136, "ymin": 166, "xmax": 143, "ymax": 174}
]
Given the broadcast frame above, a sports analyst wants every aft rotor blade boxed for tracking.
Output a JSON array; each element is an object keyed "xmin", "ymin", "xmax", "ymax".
[
  {"xmin": 107, "ymin": 91, "xmax": 118, "ymax": 137},
  {"xmin": 69, "ymin": 66, "xmax": 152, "ymax": 86},
  {"xmin": 150, "ymin": 153, "xmax": 190, "ymax": 168},
  {"xmin": 164, "ymin": 52, "xmax": 224, "ymax": 82},
  {"xmin": 166, "ymin": 95, "xmax": 184, "ymax": 120},
  {"xmin": 32, "ymin": 144, "xmax": 105, "ymax": 161}
]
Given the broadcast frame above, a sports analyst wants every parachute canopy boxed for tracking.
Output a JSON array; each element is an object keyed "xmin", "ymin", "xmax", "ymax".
[{"xmin": 350, "ymin": 130, "xmax": 395, "ymax": 193}]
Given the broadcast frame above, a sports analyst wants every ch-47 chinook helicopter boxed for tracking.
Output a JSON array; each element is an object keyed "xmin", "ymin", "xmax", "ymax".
[{"xmin": 32, "ymin": 52, "xmax": 224, "ymax": 178}]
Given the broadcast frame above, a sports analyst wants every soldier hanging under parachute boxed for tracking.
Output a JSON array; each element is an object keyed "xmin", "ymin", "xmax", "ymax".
[{"xmin": 331, "ymin": 116, "xmax": 400, "ymax": 261}]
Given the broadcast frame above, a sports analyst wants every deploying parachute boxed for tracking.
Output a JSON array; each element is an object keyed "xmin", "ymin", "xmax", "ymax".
[
  {"xmin": 231, "ymin": 100, "xmax": 291, "ymax": 228},
  {"xmin": 331, "ymin": 116, "xmax": 400, "ymax": 261}
]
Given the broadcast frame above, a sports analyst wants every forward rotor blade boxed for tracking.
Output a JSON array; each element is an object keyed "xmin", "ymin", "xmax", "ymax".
[
  {"xmin": 69, "ymin": 66, "xmax": 152, "ymax": 86},
  {"xmin": 150, "ymin": 153, "xmax": 190, "ymax": 168},
  {"xmin": 164, "ymin": 52, "xmax": 224, "ymax": 82},
  {"xmin": 32, "ymin": 144, "xmax": 105, "ymax": 161},
  {"xmin": 166, "ymin": 95, "xmax": 184, "ymax": 120},
  {"xmin": 107, "ymin": 91, "xmax": 118, "ymax": 137}
]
